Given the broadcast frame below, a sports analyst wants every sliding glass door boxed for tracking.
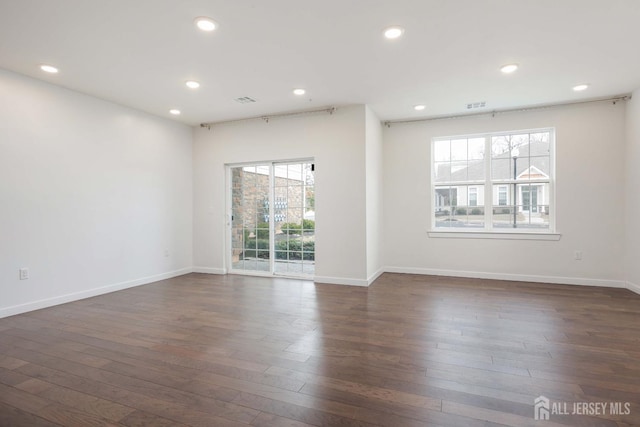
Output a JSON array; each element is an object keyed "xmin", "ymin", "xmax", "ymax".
[{"xmin": 229, "ymin": 160, "xmax": 315, "ymax": 277}]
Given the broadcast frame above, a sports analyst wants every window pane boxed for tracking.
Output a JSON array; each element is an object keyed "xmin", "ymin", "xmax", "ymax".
[
  {"xmin": 287, "ymin": 164, "xmax": 303, "ymax": 181},
  {"xmin": 530, "ymin": 156, "xmax": 550, "ymax": 177},
  {"xmin": 492, "ymin": 158, "xmax": 511, "ymax": 180},
  {"xmin": 434, "ymin": 140, "xmax": 450, "ymax": 162},
  {"xmin": 530, "ymin": 132, "xmax": 550, "ymax": 155},
  {"xmin": 242, "ymin": 169, "xmax": 256, "ymax": 187},
  {"xmin": 511, "ymin": 133, "xmax": 529, "ymax": 150},
  {"xmin": 440, "ymin": 204, "xmax": 484, "ymax": 229},
  {"xmin": 492, "ymin": 205, "xmax": 515, "ymax": 228},
  {"xmin": 274, "ymin": 165, "xmax": 288, "ymax": 184},
  {"xmin": 450, "ymin": 161, "xmax": 468, "ymax": 182},
  {"xmin": 466, "ymin": 206, "xmax": 485, "ymax": 228},
  {"xmin": 451, "ymin": 139, "xmax": 467, "ymax": 161},
  {"xmin": 256, "ymin": 165, "xmax": 270, "ymax": 176},
  {"xmin": 514, "ymin": 156, "xmax": 530, "ymax": 181},
  {"xmin": 434, "ymin": 162, "xmax": 451, "ymax": 182},
  {"xmin": 434, "ymin": 185, "xmax": 485, "ymax": 229},
  {"xmin": 466, "ymin": 159, "xmax": 485, "ymax": 182},
  {"xmin": 468, "ymin": 138, "xmax": 485, "ymax": 160},
  {"xmin": 491, "ymin": 136, "xmax": 511, "ymax": 158},
  {"xmin": 434, "ymin": 186, "xmax": 457, "ymax": 207}
]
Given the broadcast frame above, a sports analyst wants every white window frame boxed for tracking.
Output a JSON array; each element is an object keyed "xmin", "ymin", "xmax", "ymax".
[{"xmin": 429, "ymin": 128, "xmax": 559, "ymax": 240}]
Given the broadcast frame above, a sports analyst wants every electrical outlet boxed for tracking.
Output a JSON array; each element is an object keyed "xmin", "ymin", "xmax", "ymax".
[
  {"xmin": 574, "ymin": 251, "xmax": 583, "ymax": 261},
  {"xmin": 19, "ymin": 268, "xmax": 29, "ymax": 280}
]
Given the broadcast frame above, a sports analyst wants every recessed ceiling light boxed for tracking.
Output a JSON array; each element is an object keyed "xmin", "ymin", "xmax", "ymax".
[
  {"xmin": 414, "ymin": 105, "xmax": 426, "ymax": 111},
  {"xmin": 293, "ymin": 88, "xmax": 306, "ymax": 96},
  {"xmin": 384, "ymin": 26, "xmax": 404, "ymax": 39},
  {"xmin": 573, "ymin": 83, "xmax": 589, "ymax": 91},
  {"xmin": 194, "ymin": 17, "xmax": 217, "ymax": 32},
  {"xmin": 500, "ymin": 64, "xmax": 519, "ymax": 74},
  {"xmin": 185, "ymin": 80, "xmax": 200, "ymax": 89},
  {"xmin": 40, "ymin": 64, "xmax": 59, "ymax": 74},
  {"xmin": 169, "ymin": 109, "xmax": 181, "ymax": 115}
]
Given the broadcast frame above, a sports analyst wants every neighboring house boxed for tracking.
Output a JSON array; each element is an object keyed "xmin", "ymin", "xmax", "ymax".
[{"xmin": 434, "ymin": 139, "xmax": 550, "ymax": 215}]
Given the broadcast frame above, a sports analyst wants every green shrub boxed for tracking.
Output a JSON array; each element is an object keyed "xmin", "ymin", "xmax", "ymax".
[
  {"xmin": 243, "ymin": 239, "xmax": 270, "ymax": 259},
  {"xmin": 256, "ymin": 222, "xmax": 270, "ymax": 239},
  {"xmin": 471, "ymin": 208, "xmax": 482, "ymax": 215},
  {"xmin": 281, "ymin": 222, "xmax": 302, "ymax": 235},
  {"xmin": 455, "ymin": 208, "xmax": 467, "ymax": 215},
  {"xmin": 242, "ymin": 222, "xmax": 271, "ymax": 242},
  {"xmin": 275, "ymin": 239, "xmax": 315, "ymax": 261},
  {"xmin": 302, "ymin": 219, "xmax": 315, "ymax": 231}
]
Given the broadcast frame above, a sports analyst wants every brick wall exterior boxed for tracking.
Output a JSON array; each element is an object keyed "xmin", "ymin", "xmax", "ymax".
[{"xmin": 231, "ymin": 168, "xmax": 308, "ymax": 261}]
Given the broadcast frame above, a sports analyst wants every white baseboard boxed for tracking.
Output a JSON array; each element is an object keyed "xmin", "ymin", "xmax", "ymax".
[
  {"xmin": 314, "ymin": 275, "xmax": 369, "ymax": 287},
  {"xmin": 194, "ymin": 269, "xmax": 368, "ymax": 287},
  {"xmin": 367, "ymin": 268, "xmax": 385, "ymax": 285},
  {"xmin": 192, "ymin": 267, "xmax": 227, "ymax": 275},
  {"xmin": 0, "ymin": 267, "xmax": 193, "ymax": 319},
  {"xmin": 4, "ymin": 266, "xmax": 633, "ymax": 320},
  {"xmin": 383, "ymin": 266, "xmax": 627, "ymax": 289}
]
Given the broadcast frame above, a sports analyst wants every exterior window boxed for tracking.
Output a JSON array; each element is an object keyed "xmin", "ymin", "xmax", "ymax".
[
  {"xmin": 498, "ymin": 186, "xmax": 507, "ymax": 206},
  {"xmin": 432, "ymin": 129, "xmax": 554, "ymax": 231},
  {"xmin": 468, "ymin": 187, "xmax": 478, "ymax": 207}
]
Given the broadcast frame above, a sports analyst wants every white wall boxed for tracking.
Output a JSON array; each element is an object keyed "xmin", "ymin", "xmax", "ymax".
[
  {"xmin": 365, "ymin": 106, "xmax": 383, "ymax": 282},
  {"xmin": 193, "ymin": 105, "xmax": 370, "ymax": 285},
  {"xmin": 383, "ymin": 102, "xmax": 627, "ymax": 286},
  {"xmin": 626, "ymin": 91, "xmax": 640, "ymax": 292},
  {"xmin": 0, "ymin": 69, "xmax": 193, "ymax": 318}
]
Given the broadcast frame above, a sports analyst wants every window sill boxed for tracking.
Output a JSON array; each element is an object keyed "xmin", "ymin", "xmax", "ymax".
[{"xmin": 427, "ymin": 230, "xmax": 561, "ymax": 241}]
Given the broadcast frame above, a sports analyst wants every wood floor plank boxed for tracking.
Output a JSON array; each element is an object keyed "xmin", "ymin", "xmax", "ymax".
[
  {"xmin": 12, "ymin": 362, "xmax": 253, "ymax": 427},
  {"xmin": 34, "ymin": 402, "xmax": 122, "ymax": 427},
  {"xmin": 250, "ymin": 412, "xmax": 317, "ymax": 427},
  {"xmin": 36, "ymin": 382, "xmax": 136, "ymax": 422},
  {"xmin": 119, "ymin": 410, "xmax": 191, "ymax": 427},
  {"xmin": 1, "ymin": 272, "xmax": 639, "ymax": 427},
  {"xmin": 4, "ymin": 344, "xmax": 261, "ymax": 424},
  {"xmin": 0, "ymin": 354, "xmax": 29, "ymax": 370},
  {"xmin": 231, "ymin": 391, "xmax": 374, "ymax": 427},
  {"xmin": 0, "ymin": 401, "xmax": 62, "ymax": 427},
  {"xmin": 0, "ymin": 366, "xmax": 33, "ymax": 387},
  {"xmin": 0, "ymin": 382, "xmax": 53, "ymax": 414}
]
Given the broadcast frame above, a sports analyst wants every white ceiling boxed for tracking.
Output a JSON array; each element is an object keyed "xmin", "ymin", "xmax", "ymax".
[{"xmin": 1, "ymin": 0, "xmax": 639, "ymax": 126}]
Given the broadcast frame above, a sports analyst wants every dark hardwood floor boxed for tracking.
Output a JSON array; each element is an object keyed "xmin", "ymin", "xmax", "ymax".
[{"xmin": 1, "ymin": 273, "xmax": 639, "ymax": 426}]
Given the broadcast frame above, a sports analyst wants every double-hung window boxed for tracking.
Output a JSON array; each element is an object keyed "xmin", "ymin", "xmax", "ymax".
[{"xmin": 432, "ymin": 128, "xmax": 554, "ymax": 232}]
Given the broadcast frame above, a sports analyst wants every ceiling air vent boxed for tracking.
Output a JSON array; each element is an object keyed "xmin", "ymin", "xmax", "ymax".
[
  {"xmin": 234, "ymin": 96, "xmax": 257, "ymax": 104},
  {"xmin": 466, "ymin": 101, "xmax": 486, "ymax": 109}
]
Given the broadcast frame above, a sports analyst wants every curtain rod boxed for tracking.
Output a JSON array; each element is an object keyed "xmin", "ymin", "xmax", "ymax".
[
  {"xmin": 200, "ymin": 106, "xmax": 336, "ymax": 129},
  {"xmin": 382, "ymin": 95, "xmax": 632, "ymax": 127}
]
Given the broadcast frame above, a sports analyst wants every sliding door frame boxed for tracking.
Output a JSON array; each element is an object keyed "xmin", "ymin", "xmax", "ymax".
[{"xmin": 225, "ymin": 157, "xmax": 315, "ymax": 279}]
